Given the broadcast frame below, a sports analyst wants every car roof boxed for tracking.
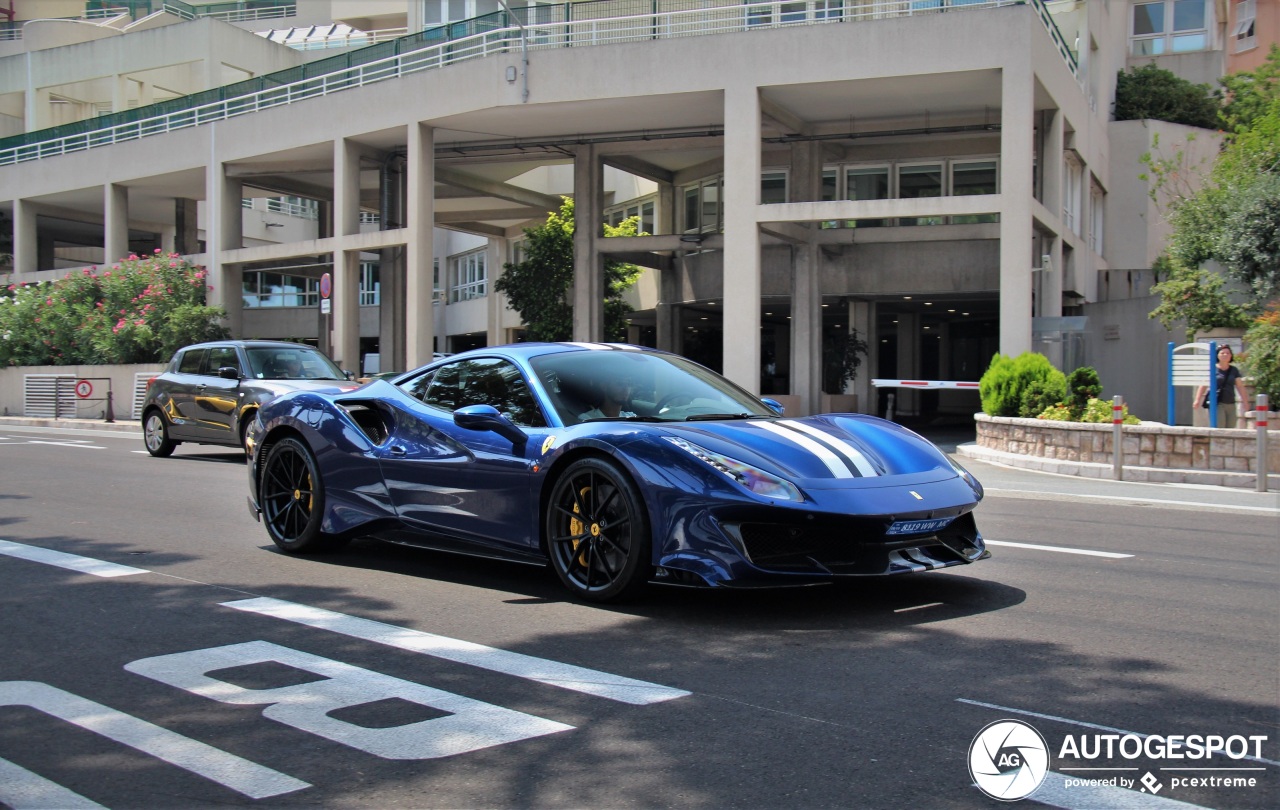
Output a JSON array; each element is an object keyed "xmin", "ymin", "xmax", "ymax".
[
  {"xmin": 179, "ymin": 340, "xmax": 321, "ymax": 351},
  {"xmin": 453, "ymin": 342, "xmax": 676, "ymax": 361}
]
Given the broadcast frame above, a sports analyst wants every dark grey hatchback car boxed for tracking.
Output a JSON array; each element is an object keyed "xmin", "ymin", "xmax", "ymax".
[{"xmin": 140, "ymin": 340, "xmax": 359, "ymax": 457}]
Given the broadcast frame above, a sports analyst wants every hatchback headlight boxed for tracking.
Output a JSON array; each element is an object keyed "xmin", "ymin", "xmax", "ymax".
[{"xmin": 664, "ymin": 436, "xmax": 802, "ymax": 501}]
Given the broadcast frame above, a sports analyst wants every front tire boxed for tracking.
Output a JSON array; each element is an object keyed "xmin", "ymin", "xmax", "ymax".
[
  {"xmin": 143, "ymin": 410, "xmax": 177, "ymax": 458},
  {"xmin": 259, "ymin": 437, "xmax": 346, "ymax": 553},
  {"xmin": 546, "ymin": 457, "xmax": 652, "ymax": 602}
]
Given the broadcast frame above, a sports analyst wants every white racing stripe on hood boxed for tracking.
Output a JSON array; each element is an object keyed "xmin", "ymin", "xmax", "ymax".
[
  {"xmin": 756, "ymin": 421, "xmax": 854, "ymax": 478},
  {"xmin": 778, "ymin": 419, "xmax": 879, "ymax": 477}
]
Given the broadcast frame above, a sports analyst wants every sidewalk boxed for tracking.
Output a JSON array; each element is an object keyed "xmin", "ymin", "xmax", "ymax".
[{"xmin": 0, "ymin": 415, "xmax": 141, "ymax": 435}]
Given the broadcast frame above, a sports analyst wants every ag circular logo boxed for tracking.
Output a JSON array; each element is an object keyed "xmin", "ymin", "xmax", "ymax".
[{"xmin": 969, "ymin": 719, "xmax": 1050, "ymax": 801}]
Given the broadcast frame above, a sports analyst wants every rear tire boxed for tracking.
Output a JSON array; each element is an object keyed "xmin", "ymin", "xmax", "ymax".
[
  {"xmin": 259, "ymin": 437, "xmax": 347, "ymax": 553},
  {"xmin": 143, "ymin": 410, "xmax": 177, "ymax": 458},
  {"xmin": 545, "ymin": 457, "xmax": 651, "ymax": 602}
]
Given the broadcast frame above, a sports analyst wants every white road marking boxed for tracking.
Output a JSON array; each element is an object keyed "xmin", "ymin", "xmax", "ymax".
[
  {"xmin": 958, "ymin": 699, "xmax": 1280, "ymax": 768},
  {"xmin": 0, "ymin": 757, "xmax": 107, "ymax": 809},
  {"xmin": 23, "ymin": 440, "xmax": 105, "ymax": 449},
  {"xmin": 0, "ymin": 681, "xmax": 309, "ymax": 798},
  {"xmin": 985, "ymin": 488, "xmax": 1280, "ymax": 515},
  {"xmin": 984, "ymin": 540, "xmax": 1133, "ymax": 559},
  {"xmin": 0, "ymin": 540, "xmax": 148, "ymax": 578},
  {"xmin": 223, "ymin": 597, "xmax": 692, "ymax": 705},
  {"xmin": 1029, "ymin": 770, "xmax": 1211, "ymax": 809},
  {"xmin": 127, "ymin": 641, "xmax": 573, "ymax": 760}
]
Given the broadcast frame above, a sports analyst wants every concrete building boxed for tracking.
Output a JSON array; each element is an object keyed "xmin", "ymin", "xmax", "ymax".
[{"xmin": 1, "ymin": 0, "xmax": 1275, "ymax": 420}]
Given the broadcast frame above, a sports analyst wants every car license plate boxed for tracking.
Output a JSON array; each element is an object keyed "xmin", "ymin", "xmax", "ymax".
[{"xmin": 886, "ymin": 517, "xmax": 953, "ymax": 536}]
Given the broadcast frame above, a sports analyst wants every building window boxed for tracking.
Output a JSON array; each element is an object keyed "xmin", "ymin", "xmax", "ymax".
[
  {"xmin": 433, "ymin": 258, "xmax": 442, "ymax": 302},
  {"xmin": 1233, "ymin": 0, "xmax": 1256, "ymax": 51},
  {"xmin": 950, "ymin": 160, "xmax": 998, "ymax": 224},
  {"xmin": 242, "ymin": 272, "xmax": 319, "ymax": 308},
  {"xmin": 1131, "ymin": 0, "xmax": 1210, "ymax": 56},
  {"xmin": 449, "ymin": 249, "xmax": 486, "ymax": 303},
  {"xmin": 845, "ymin": 166, "xmax": 889, "ymax": 227},
  {"xmin": 360, "ymin": 262, "xmax": 379, "ymax": 306},
  {"xmin": 761, "ymin": 171, "xmax": 788, "ymax": 204},
  {"xmin": 1089, "ymin": 182, "xmax": 1105, "ymax": 255},
  {"xmin": 1063, "ymin": 152, "xmax": 1083, "ymax": 235},
  {"xmin": 605, "ymin": 196, "xmax": 656, "ymax": 234},
  {"xmin": 897, "ymin": 164, "xmax": 944, "ymax": 226}
]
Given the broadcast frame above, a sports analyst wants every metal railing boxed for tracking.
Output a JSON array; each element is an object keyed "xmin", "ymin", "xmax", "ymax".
[
  {"xmin": 0, "ymin": 0, "xmax": 1073, "ymax": 167},
  {"xmin": 158, "ymin": 1, "xmax": 295, "ymax": 23}
]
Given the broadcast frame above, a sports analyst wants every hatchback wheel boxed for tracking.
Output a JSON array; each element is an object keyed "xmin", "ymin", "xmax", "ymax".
[{"xmin": 143, "ymin": 410, "xmax": 176, "ymax": 458}]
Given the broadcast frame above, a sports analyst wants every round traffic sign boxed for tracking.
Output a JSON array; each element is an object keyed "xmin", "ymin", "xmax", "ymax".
[
  {"xmin": 319, "ymin": 272, "xmax": 332, "ymax": 299},
  {"xmin": 75, "ymin": 380, "xmax": 93, "ymax": 399}
]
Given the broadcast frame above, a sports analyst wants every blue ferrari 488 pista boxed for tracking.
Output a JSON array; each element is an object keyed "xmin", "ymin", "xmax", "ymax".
[{"xmin": 247, "ymin": 343, "xmax": 987, "ymax": 601}]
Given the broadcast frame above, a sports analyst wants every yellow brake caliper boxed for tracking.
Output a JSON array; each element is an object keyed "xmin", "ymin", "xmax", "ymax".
[{"xmin": 569, "ymin": 485, "xmax": 592, "ymax": 566}]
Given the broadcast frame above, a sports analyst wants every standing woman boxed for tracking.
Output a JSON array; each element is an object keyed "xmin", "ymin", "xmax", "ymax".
[{"xmin": 1194, "ymin": 345, "xmax": 1250, "ymax": 428}]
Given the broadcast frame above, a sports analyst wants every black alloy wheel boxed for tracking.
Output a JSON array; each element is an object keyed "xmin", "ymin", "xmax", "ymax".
[
  {"xmin": 259, "ymin": 437, "xmax": 345, "ymax": 553},
  {"xmin": 546, "ymin": 457, "xmax": 651, "ymax": 602},
  {"xmin": 143, "ymin": 409, "xmax": 176, "ymax": 457}
]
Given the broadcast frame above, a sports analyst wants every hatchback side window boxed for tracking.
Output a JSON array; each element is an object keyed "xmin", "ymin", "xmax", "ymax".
[
  {"xmin": 206, "ymin": 347, "xmax": 241, "ymax": 376},
  {"xmin": 178, "ymin": 349, "xmax": 207, "ymax": 375}
]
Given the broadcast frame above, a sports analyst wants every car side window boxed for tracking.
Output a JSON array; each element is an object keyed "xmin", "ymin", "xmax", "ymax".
[
  {"xmin": 178, "ymin": 349, "xmax": 207, "ymax": 375},
  {"xmin": 206, "ymin": 347, "xmax": 240, "ymax": 376},
  {"xmin": 399, "ymin": 370, "xmax": 436, "ymax": 402},
  {"xmin": 422, "ymin": 359, "xmax": 546, "ymax": 427}
]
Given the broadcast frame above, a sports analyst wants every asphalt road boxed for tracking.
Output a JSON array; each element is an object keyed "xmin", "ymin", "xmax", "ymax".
[{"xmin": 0, "ymin": 424, "xmax": 1276, "ymax": 809}]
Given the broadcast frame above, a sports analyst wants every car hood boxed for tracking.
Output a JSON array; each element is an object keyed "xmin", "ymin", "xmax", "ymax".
[
  {"xmin": 646, "ymin": 415, "xmax": 960, "ymax": 488},
  {"xmin": 249, "ymin": 379, "xmax": 361, "ymax": 397}
]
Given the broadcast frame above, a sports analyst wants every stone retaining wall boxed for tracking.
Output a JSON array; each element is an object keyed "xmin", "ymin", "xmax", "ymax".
[{"xmin": 974, "ymin": 413, "xmax": 1280, "ymax": 479}]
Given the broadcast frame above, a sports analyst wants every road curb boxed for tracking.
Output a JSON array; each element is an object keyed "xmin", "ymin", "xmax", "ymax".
[{"xmin": 0, "ymin": 416, "xmax": 141, "ymax": 434}]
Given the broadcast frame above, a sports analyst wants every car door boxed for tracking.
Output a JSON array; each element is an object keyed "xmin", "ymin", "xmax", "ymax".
[
  {"xmin": 376, "ymin": 357, "xmax": 547, "ymax": 552},
  {"xmin": 189, "ymin": 344, "xmax": 243, "ymax": 442},
  {"xmin": 165, "ymin": 347, "xmax": 208, "ymax": 440}
]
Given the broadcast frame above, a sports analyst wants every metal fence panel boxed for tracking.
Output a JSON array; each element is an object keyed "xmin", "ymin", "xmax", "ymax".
[{"xmin": 23, "ymin": 375, "xmax": 77, "ymax": 418}]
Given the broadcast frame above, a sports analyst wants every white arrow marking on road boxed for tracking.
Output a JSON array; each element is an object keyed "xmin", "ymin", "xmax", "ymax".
[
  {"xmin": 223, "ymin": 597, "xmax": 692, "ymax": 705},
  {"xmin": 0, "ymin": 540, "xmax": 148, "ymax": 577},
  {"xmin": 984, "ymin": 540, "xmax": 1133, "ymax": 559}
]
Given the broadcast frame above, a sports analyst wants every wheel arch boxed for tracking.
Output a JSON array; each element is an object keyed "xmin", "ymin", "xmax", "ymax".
[{"xmin": 536, "ymin": 445, "xmax": 627, "ymax": 556}]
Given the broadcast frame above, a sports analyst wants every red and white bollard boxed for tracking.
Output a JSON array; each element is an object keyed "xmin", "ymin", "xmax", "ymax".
[
  {"xmin": 1112, "ymin": 395, "xmax": 1125, "ymax": 481},
  {"xmin": 1258, "ymin": 394, "xmax": 1270, "ymax": 493}
]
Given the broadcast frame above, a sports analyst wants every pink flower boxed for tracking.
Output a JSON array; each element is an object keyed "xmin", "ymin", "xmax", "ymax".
[
  {"xmin": 134, "ymin": 319, "xmax": 145, "ymax": 326},
  {"xmin": 128, "ymin": 254, "xmax": 138, "ymax": 260},
  {"xmin": 154, "ymin": 248, "xmax": 162, "ymax": 254},
  {"xmin": 169, "ymin": 261, "xmax": 177, "ymax": 268}
]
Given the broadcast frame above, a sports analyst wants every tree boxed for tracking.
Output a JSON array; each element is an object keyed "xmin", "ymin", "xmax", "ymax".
[
  {"xmin": 821, "ymin": 328, "xmax": 869, "ymax": 394},
  {"xmin": 1148, "ymin": 257, "xmax": 1251, "ymax": 342},
  {"xmin": 495, "ymin": 197, "xmax": 643, "ymax": 342},
  {"xmin": 1114, "ymin": 63, "xmax": 1220, "ymax": 129},
  {"xmin": 1219, "ymin": 44, "xmax": 1279, "ymax": 133}
]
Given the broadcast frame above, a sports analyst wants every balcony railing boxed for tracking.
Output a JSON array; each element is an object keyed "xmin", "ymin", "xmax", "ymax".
[{"xmin": 0, "ymin": 0, "xmax": 1075, "ymax": 167}]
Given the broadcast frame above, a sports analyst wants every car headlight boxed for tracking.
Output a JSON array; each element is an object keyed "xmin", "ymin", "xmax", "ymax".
[{"xmin": 664, "ymin": 436, "xmax": 802, "ymax": 501}]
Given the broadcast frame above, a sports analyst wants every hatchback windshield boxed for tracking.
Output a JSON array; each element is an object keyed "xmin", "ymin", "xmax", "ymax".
[
  {"xmin": 246, "ymin": 347, "xmax": 345, "ymax": 381},
  {"xmin": 530, "ymin": 350, "xmax": 775, "ymax": 425}
]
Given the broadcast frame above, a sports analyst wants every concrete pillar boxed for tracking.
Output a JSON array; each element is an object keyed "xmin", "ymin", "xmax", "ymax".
[
  {"xmin": 13, "ymin": 198, "xmax": 37, "ymax": 276},
  {"xmin": 721, "ymin": 84, "xmax": 762, "ymax": 392},
  {"xmin": 999, "ymin": 65, "xmax": 1035, "ymax": 357},
  {"xmin": 487, "ymin": 236, "xmax": 508, "ymax": 347},
  {"xmin": 104, "ymin": 183, "xmax": 129, "ymax": 265},
  {"xmin": 206, "ymin": 152, "xmax": 244, "ymax": 336},
  {"xmin": 789, "ymin": 140, "xmax": 822, "ymax": 415},
  {"xmin": 379, "ymin": 248, "xmax": 406, "ymax": 373},
  {"xmin": 896, "ymin": 313, "xmax": 919, "ymax": 417},
  {"xmin": 138, "ymin": 80, "xmax": 154, "ymax": 107},
  {"xmin": 112, "ymin": 75, "xmax": 129, "ymax": 114},
  {"xmin": 25, "ymin": 87, "xmax": 51, "ymax": 132},
  {"xmin": 333, "ymin": 249, "xmax": 361, "ymax": 373},
  {"xmin": 1042, "ymin": 109, "xmax": 1063, "ymax": 222},
  {"xmin": 175, "ymin": 198, "xmax": 198, "ymax": 256},
  {"xmin": 334, "ymin": 138, "xmax": 362, "ymax": 238},
  {"xmin": 405, "ymin": 122, "xmax": 436, "ymax": 368},
  {"xmin": 849, "ymin": 298, "xmax": 874, "ymax": 414},
  {"xmin": 654, "ymin": 181, "xmax": 679, "ymax": 352},
  {"xmin": 573, "ymin": 144, "xmax": 603, "ymax": 342}
]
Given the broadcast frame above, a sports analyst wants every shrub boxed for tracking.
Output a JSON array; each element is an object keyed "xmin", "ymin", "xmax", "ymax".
[
  {"xmin": 1065, "ymin": 366, "xmax": 1103, "ymax": 417},
  {"xmin": 1019, "ymin": 378, "xmax": 1067, "ymax": 418},
  {"xmin": 1114, "ymin": 63, "xmax": 1220, "ymax": 129},
  {"xmin": 1242, "ymin": 302, "xmax": 1280, "ymax": 403},
  {"xmin": 980, "ymin": 352, "xmax": 1064, "ymax": 417},
  {"xmin": 1079, "ymin": 397, "xmax": 1142, "ymax": 425},
  {"xmin": 1036, "ymin": 403, "xmax": 1074, "ymax": 421},
  {"xmin": 0, "ymin": 251, "xmax": 227, "ymax": 366}
]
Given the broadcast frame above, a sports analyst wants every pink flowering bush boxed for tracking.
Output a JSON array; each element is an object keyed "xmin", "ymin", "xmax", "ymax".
[{"xmin": 0, "ymin": 252, "xmax": 228, "ymax": 366}]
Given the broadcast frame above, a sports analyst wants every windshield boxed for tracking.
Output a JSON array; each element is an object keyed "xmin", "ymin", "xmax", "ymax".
[
  {"xmin": 530, "ymin": 350, "xmax": 775, "ymax": 426},
  {"xmin": 246, "ymin": 346, "xmax": 345, "ymax": 381}
]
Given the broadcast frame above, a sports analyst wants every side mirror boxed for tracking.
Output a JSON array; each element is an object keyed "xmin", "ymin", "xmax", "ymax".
[
  {"xmin": 218, "ymin": 366, "xmax": 241, "ymax": 381},
  {"xmin": 453, "ymin": 404, "xmax": 526, "ymax": 447},
  {"xmin": 343, "ymin": 370, "xmax": 356, "ymax": 381},
  {"xmin": 761, "ymin": 397, "xmax": 785, "ymax": 416}
]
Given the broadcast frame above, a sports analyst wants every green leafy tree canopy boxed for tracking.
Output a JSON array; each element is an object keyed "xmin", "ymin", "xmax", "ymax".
[{"xmin": 495, "ymin": 197, "xmax": 643, "ymax": 342}]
